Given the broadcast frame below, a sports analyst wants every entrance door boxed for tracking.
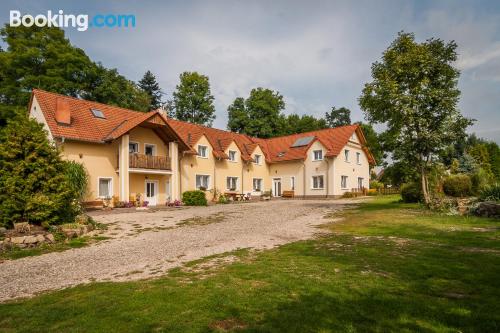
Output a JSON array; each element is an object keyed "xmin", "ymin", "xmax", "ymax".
[
  {"xmin": 273, "ymin": 178, "xmax": 282, "ymax": 197},
  {"xmin": 145, "ymin": 180, "xmax": 158, "ymax": 206}
]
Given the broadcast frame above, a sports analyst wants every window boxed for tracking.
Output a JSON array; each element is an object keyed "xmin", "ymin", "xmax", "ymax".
[
  {"xmin": 312, "ymin": 175, "xmax": 324, "ymax": 189},
  {"xmin": 228, "ymin": 150, "xmax": 237, "ymax": 162},
  {"xmin": 344, "ymin": 149, "xmax": 350, "ymax": 162},
  {"xmin": 145, "ymin": 144, "xmax": 156, "ymax": 156},
  {"xmin": 98, "ymin": 178, "xmax": 112, "ymax": 198},
  {"xmin": 129, "ymin": 142, "xmax": 139, "ymax": 153},
  {"xmin": 313, "ymin": 150, "xmax": 323, "ymax": 161},
  {"xmin": 197, "ymin": 145, "xmax": 208, "ymax": 158},
  {"xmin": 227, "ymin": 177, "xmax": 238, "ymax": 191},
  {"xmin": 91, "ymin": 108, "xmax": 105, "ymax": 119},
  {"xmin": 196, "ymin": 175, "xmax": 210, "ymax": 190},
  {"xmin": 253, "ymin": 178, "xmax": 262, "ymax": 192},
  {"xmin": 356, "ymin": 152, "xmax": 361, "ymax": 164},
  {"xmin": 358, "ymin": 177, "xmax": 364, "ymax": 189},
  {"xmin": 291, "ymin": 176, "xmax": 295, "ymax": 190},
  {"xmin": 254, "ymin": 154, "xmax": 261, "ymax": 165},
  {"xmin": 341, "ymin": 176, "xmax": 348, "ymax": 189}
]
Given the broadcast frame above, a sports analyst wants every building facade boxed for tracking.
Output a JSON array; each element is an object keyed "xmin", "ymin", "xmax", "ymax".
[{"xmin": 29, "ymin": 89, "xmax": 375, "ymax": 205}]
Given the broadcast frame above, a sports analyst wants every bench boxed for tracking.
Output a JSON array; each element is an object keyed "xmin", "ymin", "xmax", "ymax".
[{"xmin": 282, "ymin": 190, "xmax": 295, "ymax": 198}]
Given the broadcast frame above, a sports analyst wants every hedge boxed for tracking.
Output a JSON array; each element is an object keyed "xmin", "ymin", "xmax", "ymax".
[
  {"xmin": 443, "ymin": 174, "xmax": 472, "ymax": 197},
  {"xmin": 182, "ymin": 190, "xmax": 208, "ymax": 206},
  {"xmin": 401, "ymin": 182, "xmax": 423, "ymax": 203}
]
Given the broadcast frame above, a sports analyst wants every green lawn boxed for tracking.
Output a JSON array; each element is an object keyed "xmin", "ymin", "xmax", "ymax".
[{"xmin": 1, "ymin": 196, "xmax": 499, "ymax": 332}]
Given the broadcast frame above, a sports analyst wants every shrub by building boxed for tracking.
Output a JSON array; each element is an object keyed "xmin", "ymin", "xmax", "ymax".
[
  {"xmin": 182, "ymin": 190, "xmax": 208, "ymax": 206},
  {"xmin": 401, "ymin": 182, "xmax": 423, "ymax": 203}
]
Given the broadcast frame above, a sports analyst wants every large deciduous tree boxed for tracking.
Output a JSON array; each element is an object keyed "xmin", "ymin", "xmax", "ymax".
[
  {"xmin": 227, "ymin": 88, "xmax": 286, "ymax": 138},
  {"xmin": 138, "ymin": 70, "xmax": 163, "ymax": 110},
  {"xmin": 325, "ymin": 107, "xmax": 351, "ymax": 127},
  {"xmin": 172, "ymin": 72, "xmax": 216, "ymax": 126},
  {"xmin": 359, "ymin": 32, "xmax": 472, "ymax": 204}
]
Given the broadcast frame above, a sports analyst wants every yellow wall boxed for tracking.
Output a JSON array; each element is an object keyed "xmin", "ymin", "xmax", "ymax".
[
  {"xmin": 60, "ymin": 141, "xmax": 119, "ymax": 201},
  {"xmin": 243, "ymin": 145, "xmax": 270, "ymax": 195},
  {"xmin": 129, "ymin": 173, "xmax": 170, "ymax": 204},
  {"xmin": 129, "ymin": 126, "xmax": 169, "ymax": 157}
]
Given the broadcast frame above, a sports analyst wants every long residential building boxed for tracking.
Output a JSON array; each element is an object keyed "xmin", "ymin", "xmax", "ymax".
[{"xmin": 29, "ymin": 89, "xmax": 375, "ymax": 205}]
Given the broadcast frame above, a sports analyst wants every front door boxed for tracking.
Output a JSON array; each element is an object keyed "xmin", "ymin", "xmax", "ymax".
[
  {"xmin": 145, "ymin": 180, "xmax": 158, "ymax": 206},
  {"xmin": 273, "ymin": 178, "xmax": 282, "ymax": 197}
]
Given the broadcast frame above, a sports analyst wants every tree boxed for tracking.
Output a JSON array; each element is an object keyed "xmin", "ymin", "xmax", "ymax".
[
  {"xmin": 284, "ymin": 114, "xmax": 327, "ymax": 135},
  {"xmin": 227, "ymin": 88, "xmax": 286, "ymax": 138},
  {"xmin": 356, "ymin": 122, "xmax": 384, "ymax": 165},
  {"xmin": 325, "ymin": 107, "xmax": 351, "ymax": 128},
  {"xmin": 138, "ymin": 70, "xmax": 163, "ymax": 110},
  {"xmin": 359, "ymin": 32, "xmax": 472, "ymax": 204},
  {"xmin": 0, "ymin": 116, "xmax": 79, "ymax": 227},
  {"xmin": 172, "ymin": 72, "xmax": 216, "ymax": 126}
]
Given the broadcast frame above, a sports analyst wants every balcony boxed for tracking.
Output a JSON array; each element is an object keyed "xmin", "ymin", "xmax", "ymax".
[{"xmin": 129, "ymin": 153, "xmax": 171, "ymax": 170}]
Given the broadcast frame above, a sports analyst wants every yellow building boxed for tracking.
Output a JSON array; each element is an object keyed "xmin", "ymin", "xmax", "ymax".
[{"xmin": 29, "ymin": 89, "xmax": 375, "ymax": 205}]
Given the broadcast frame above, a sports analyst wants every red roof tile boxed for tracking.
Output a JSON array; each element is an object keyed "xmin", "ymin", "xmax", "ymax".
[{"xmin": 31, "ymin": 89, "xmax": 375, "ymax": 165}]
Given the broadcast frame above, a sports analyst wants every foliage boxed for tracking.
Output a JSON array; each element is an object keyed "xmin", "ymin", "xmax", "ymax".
[
  {"xmin": 479, "ymin": 184, "xmax": 500, "ymax": 202},
  {"xmin": 138, "ymin": 70, "xmax": 163, "ymax": 110},
  {"xmin": 284, "ymin": 114, "xmax": 327, "ymax": 134},
  {"xmin": 359, "ymin": 31, "xmax": 473, "ymax": 204},
  {"xmin": 400, "ymin": 182, "xmax": 423, "ymax": 203},
  {"xmin": 325, "ymin": 106, "xmax": 351, "ymax": 127},
  {"xmin": 217, "ymin": 194, "xmax": 229, "ymax": 204},
  {"xmin": 443, "ymin": 174, "xmax": 472, "ymax": 197},
  {"xmin": 227, "ymin": 88, "xmax": 286, "ymax": 138},
  {"xmin": 166, "ymin": 199, "xmax": 182, "ymax": 207},
  {"xmin": 379, "ymin": 161, "xmax": 416, "ymax": 186},
  {"xmin": 357, "ymin": 122, "xmax": 384, "ymax": 165},
  {"xmin": 342, "ymin": 191, "xmax": 357, "ymax": 198},
  {"xmin": 367, "ymin": 188, "xmax": 378, "ymax": 196},
  {"xmin": 0, "ymin": 116, "xmax": 79, "ymax": 228},
  {"xmin": 369, "ymin": 180, "xmax": 384, "ymax": 190},
  {"xmin": 470, "ymin": 168, "xmax": 493, "ymax": 194},
  {"xmin": 172, "ymin": 72, "xmax": 216, "ymax": 126},
  {"xmin": 181, "ymin": 190, "xmax": 208, "ymax": 206},
  {"xmin": 0, "ymin": 25, "xmax": 150, "ymax": 126},
  {"xmin": 63, "ymin": 161, "xmax": 89, "ymax": 204}
]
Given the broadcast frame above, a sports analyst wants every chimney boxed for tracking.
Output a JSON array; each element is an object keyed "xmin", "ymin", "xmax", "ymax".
[{"xmin": 55, "ymin": 98, "xmax": 71, "ymax": 125}]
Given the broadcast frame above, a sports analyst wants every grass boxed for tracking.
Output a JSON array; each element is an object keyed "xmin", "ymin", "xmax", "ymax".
[
  {"xmin": 0, "ymin": 195, "xmax": 499, "ymax": 332},
  {"xmin": 0, "ymin": 235, "xmax": 109, "ymax": 260}
]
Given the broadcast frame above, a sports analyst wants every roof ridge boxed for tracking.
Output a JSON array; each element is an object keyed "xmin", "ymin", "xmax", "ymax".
[{"xmin": 262, "ymin": 124, "xmax": 359, "ymax": 142}]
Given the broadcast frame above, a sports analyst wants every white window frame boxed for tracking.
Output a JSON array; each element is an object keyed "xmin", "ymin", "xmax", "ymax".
[
  {"xmin": 226, "ymin": 176, "xmax": 239, "ymax": 191},
  {"xmin": 341, "ymin": 175, "xmax": 348, "ymax": 189},
  {"xmin": 358, "ymin": 177, "xmax": 364, "ymax": 189},
  {"xmin": 356, "ymin": 152, "xmax": 361, "ymax": 165},
  {"xmin": 228, "ymin": 150, "xmax": 237, "ymax": 162},
  {"xmin": 252, "ymin": 178, "xmax": 263, "ymax": 192},
  {"xmin": 97, "ymin": 177, "xmax": 113, "ymax": 198},
  {"xmin": 290, "ymin": 176, "xmax": 295, "ymax": 190},
  {"xmin": 195, "ymin": 174, "xmax": 210, "ymax": 190},
  {"xmin": 254, "ymin": 154, "xmax": 262, "ymax": 165},
  {"xmin": 311, "ymin": 175, "xmax": 325, "ymax": 190},
  {"xmin": 344, "ymin": 149, "xmax": 350, "ymax": 162},
  {"xmin": 197, "ymin": 144, "xmax": 208, "ymax": 158},
  {"xmin": 313, "ymin": 149, "xmax": 323, "ymax": 161},
  {"xmin": 144, "ymin": 143, "xmax": 156, "ymax": 156},
  {"xmin": 129, "ymin": 141, "xmax": 139, "ymax": 154}
]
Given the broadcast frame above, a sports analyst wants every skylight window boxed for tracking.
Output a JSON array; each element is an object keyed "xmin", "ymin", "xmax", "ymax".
[
  {"xmin": 291, "ymin": 136, "xmax": 314, "ymax": 148},
  {"xmin": 277, "ymin": 152, "xmax": 285, "ymax": 157},
  {"xmin": 91, "ymin": 108, "xmax": 106, "ymax": 119}
]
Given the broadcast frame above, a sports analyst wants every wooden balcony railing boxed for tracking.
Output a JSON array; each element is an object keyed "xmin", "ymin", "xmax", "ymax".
[{"xmin": 129, "ymin": 153, "xmax": 171, "ymax": 170}]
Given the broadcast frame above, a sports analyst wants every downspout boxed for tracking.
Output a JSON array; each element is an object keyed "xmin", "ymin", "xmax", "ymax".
[
  {"xmin": 325, "ymin": 158, "xmax": 329, "ymax": 198},
  {"xmin": 213, "ymin": 158, "xmax": 217, "ymax": 200},
  {"xmin": 241, "ymin": 161, "xmax": 244, "ymax": 195},
  {"xmin": 179, "ymin": 152, "xmax": 183, "ymax": 196},
  {"xmin": 302, "ymin": 160, "xmax": 306, "ymax": 199}
]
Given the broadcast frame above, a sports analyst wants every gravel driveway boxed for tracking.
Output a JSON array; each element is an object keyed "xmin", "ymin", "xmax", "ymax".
[{"xmin": 0, "ymin": 198, "xmax": 360, "ymax": 302}]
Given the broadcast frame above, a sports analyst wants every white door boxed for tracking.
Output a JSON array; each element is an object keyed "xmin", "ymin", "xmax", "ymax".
[
  {"xmin": 273, "ymin": 178, "xmax": 282, "ymax": 197},
  {"xmin": 145, "ymin": 180, "xmax": 158, "ymax": 206}
]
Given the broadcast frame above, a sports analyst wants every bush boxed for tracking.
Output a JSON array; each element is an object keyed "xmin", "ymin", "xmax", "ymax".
[
  {"xmin": 0, "ymin": 117, "xmax": 79, "ymax": 228},
  {"xmin": 217, "ymin": 194, "xmax": 229, "ymax": 204},
  {"xmin": 369, "ymin": 180, "xmax": 384, "ymax": 190},
  {"xmin": 479, "ymin": 184, "xmax": 500, "ymax": 202},
  {"xmin": 63, "ymin": 161, "xmax": 89, "ymax": 204},
  {"xmin": 470, "ymin": 168, "xmax": 493, "ymax": 195},
  {"xmin": 182, "ymin": 190, "xmax": 207, "ymax": 206},
  {"xmin": 367, "ymin": 189, "xmax": 378, "ymax": 196},
  {"xmin": 342, "ymin": 191, "xmax": 357, "ymax": 198},
  {"xmin": 443, "ymin": 174, "xmax": 472, "ymax": 197},
  {"xmin": 400, "ymin": 182, "xmax": 423, "ymax": 203}
]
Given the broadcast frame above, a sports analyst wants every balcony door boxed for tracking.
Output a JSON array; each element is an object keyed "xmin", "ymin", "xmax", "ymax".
[
  {"xmin": 145, "ymin": 180, "xmax": 158, "ymax": 206},
  {"xmin": 273, "ymin": 178, "xmax": 282, "ymax": 197}
]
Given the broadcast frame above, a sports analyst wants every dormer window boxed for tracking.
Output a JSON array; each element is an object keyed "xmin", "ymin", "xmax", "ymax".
[
  {"xmin": 313, "ymin": 150, "xmax": 323, "ymax": 161},
  {"xmin": 91, "ymin": 108, "xmax": 105, "ymax": 119},
  {"xmin": 228, "ymin": 150, "xmax": 237, "ymax": 162},
  {"xmin": 254, "ymin": 154, "xmax": 262, "ymax": 165},
  {"xmin": 277, "ymin": 152, "xmax": 285, "ymax": 157},
  {"xmin": 197, "ymin": 145, "xmax": 208, "ymax": 158}
]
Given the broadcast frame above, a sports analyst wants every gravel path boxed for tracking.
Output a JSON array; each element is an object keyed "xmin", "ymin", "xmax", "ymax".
[{"xmin": 0, "ymin": 198, "xmax": 360, "ymax": 302}]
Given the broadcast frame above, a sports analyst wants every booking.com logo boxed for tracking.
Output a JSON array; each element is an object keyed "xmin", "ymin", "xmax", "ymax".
[{"xmin": 9, "ymin": 10, "xmax": 136, "ymax": 32}]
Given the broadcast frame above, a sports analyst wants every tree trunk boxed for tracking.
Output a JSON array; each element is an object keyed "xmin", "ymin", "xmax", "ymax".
[{"xmin": 420, "ymin": 166, "xmax": 431, "ymax": 205}]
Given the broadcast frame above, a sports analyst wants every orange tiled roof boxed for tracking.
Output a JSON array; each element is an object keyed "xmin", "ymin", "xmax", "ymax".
[
  {"xmin": 30, "ymin": 89, "xmax": 192, "ymax": 151},
  {"xmin": 31, "ymin": 89, "xmax": 375, "ymax": 165}
]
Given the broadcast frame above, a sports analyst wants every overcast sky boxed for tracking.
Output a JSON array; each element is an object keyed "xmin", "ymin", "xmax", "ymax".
[{"xmin": 1, "ymin": 0, "xmax": 499, "ymax": 142}]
